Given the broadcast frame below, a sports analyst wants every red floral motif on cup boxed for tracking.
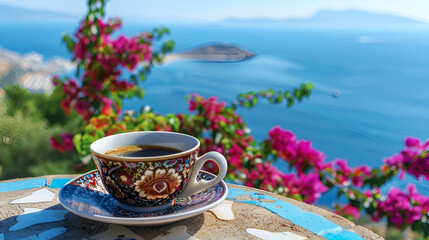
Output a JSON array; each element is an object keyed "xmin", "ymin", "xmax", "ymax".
[
  {"xmin": 113, "ymin": 169, "xmax": 136, "ymax": 186},
  {"xmin": 134, "ymin": 167, "xmax": 182, "ymax": 200}
]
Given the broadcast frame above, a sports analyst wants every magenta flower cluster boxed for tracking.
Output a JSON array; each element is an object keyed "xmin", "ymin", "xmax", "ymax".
[
  {"xmin": 268, "ymin": 126, "xmax": 373, "ymax": 188},
  {"xmin": 384, "ymin": 136, "xmax": 429, "ymax": 180},
  {"xmin": 267, "ymin": 126, "xmax": 429, "ymax": 229},
  {"xmin": 49, "ymin": 133, "xmax": 74, "ymax": 154},
  {"xmin": 370, "ymin": 184, "xmax": 429, "ymax": 228},
  {"xmin": 269, "ymin": 126, "xmax": 326, "ymax": 173},
  {"xmin": 53, "ymin": 17, "xmax": 154, "ymax": 122},
  {"xmin": 335, "ymin": 204, "xmax": 360, "ymax": 219},
  {"xmin": 243, "ymin": 162, "xmax": 328, "ymax": 203}
]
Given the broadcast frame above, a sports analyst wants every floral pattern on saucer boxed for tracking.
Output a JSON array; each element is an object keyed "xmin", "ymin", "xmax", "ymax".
[{"xmin": 59, "ymin": 170, "xmax": 227, "ymax": 224}]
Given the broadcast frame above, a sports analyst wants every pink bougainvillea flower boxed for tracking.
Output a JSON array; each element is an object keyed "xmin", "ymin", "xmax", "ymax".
[
  {"xmin": 49, "ymin": 137, "xmax": 64, "ymax": 153},
  {"xmin": 405, "ymin": 206, "xmax": 422, "ymax": 224},
  {"xmin": 125, "ymin": 54, "xmax": 139, "ymax": 70},
  {"xmin": 60, "ymin": 98, "xmax": 71, "ymax": 116},
  {"xmin": 295, "ymin": 172, "xmax": 328, "ymax": 203},
  {"xmin": 75, "ymin": 100, "xmax": 88, "ymax": 118},
  {"xmin": 60, "ymin": 133, "xmax": 75, "ymax": 151},
  {"xmin": 52, "ymin": 75, "xmax": 60, "ymax": 87},
  {"xmin": 228, "ymin": 144, "xmax": 243, "ymax": 167},
  {"xmin": 269, "ymin": 126, "xmax": 297, "ymax": 161},
  {"xmin": 383, "ymin": 136, "xmax": 429, "ymax": 180},
  {"xmin": 405, "ymin": 136, "xmax": 420, "ymax": 148},
  {"xmin": 389, "ymin": 212, "xmax": 404, "ymax": 227},
  {"xmin": 335, "ymin": 204, "xmax": 360, "ymax": 219},
  {"xmin": 89, "ymin": 79, "xmax": 103, "ymax": 91},
  {"xmin": 73, "ymin": 39, "xmax": 86, "ymax": 60},
  {"xmin": 50, "ymin": 133, "xmax": 74, "ymax": 153}
]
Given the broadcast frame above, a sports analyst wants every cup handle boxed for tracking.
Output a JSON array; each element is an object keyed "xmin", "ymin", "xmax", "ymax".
[{"xmin": 177, "ymin": 151, "xmax": 228, "ymax": 199}]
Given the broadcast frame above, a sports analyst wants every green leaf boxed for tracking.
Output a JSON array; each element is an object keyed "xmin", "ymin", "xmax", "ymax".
[
  {"xmin": 287, "ymin": 97, "xmax": 294, "ymax": 107},
  {"xmin": 95, "ymin": 129, "xmax": 105, "ymax": 139},
  {"xmin": 139, "ymin": 71, "xmax": 146, "ymax": 81},
  {"xmin": 284, "ymin": 91, "xmax": 292, "ymax": 100},
  {"xmin": 237, "ymin": 93, "xmax": 247, "ymax": 99},
  {"xmin": 61, "ymin": 33, "xmax": 75, "ymax": 53},
  {"xmin": 274, "ymin": 91, "xmax": 284, "ymax": 103},
  {"xmin": 73, "ymin": 134, "xmax": 82, "ymax": 154},
  {"xmin": 162, "ymin": 40, "xmax": 175, "ymax": 54},
  {"xmin": 152, "ymin": 27, "xmax": 171, "ymax": 39},
  {"xmin": 422, "ymin": 221, "xmax": 429, "ymax": 238},
  {"xmin": 152, "ymin": 53, "xmax": 163, "ymax": 64},
  {"xmin": 161, "ymin": 27, "xmax": 170, "ymax": 34},
  {"xmin": 251, "ymin": 96, "xmax": 258, "ymax": 106},
  {"xmin": 294, "ymin": 88, "xmax": 302, "ymax": 101},
  {"xmin": 244, "ymin": 101, "xmax": 251, "ymax": 109},
  {"xmin": 136, "ymin": 88, "xmax": 145, "ymax": 99},
  {"xmin": 111, "ymin": 92, "xmax": 122, "ymax": 108},
  {"xmin": 185, "ymin": 94, "xmax": 191, "ymax": 101},
  {"xmin": 130, "ymin": 74, "xmax": 138, "ymax": 84}
]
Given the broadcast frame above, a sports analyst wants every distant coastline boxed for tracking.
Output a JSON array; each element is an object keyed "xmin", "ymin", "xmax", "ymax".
[
  {"xmin": 0, "ymin": 43, "xmax": 255, "ymax": 94},
  {"xmin": 0, "ymin": 47, "xmax": 74, "ymax": 94},
  {"xmin": 1, "ymin": 5, "xmax": 428, "ymax": 29}
]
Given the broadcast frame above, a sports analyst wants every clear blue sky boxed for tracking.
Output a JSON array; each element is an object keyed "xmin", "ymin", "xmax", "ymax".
[{"xmin": 0, "ymin": 0, "xmax": 429, "ymax": 23}]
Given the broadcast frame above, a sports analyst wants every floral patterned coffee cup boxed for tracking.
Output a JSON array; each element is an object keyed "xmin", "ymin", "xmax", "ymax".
[{"xmin": 90, "ymin": 131, "xmax": 228, "ymax": 212}]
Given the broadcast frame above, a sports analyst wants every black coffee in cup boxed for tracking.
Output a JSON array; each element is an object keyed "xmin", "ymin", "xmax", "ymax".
[{"xmin": 105, "ymin": 145, "xmax": 181, "ymax": 157}]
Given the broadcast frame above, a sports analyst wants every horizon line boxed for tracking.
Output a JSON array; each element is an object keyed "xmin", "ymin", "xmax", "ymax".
[{"xmin": 1, "ymin": 4, "xmax": 429, "ymax": 25}]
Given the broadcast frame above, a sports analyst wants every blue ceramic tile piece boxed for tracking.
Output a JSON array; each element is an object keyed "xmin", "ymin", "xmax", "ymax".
[
  {"xmin": 227, "ymin": 188, "xmax": 363, "ymax": 240},
  {"xmin": 49, "ymin": 178, "xmax": 73, "ymax": 188},
  {"xmin": 323, "ymin": 230, "xmax": 364, "ymax": 240},
  {"xmin": 0, "ymin": 178, "xmax": 47, "ymax": 193},
  {"xmin": 226, "ymin": 187, "xmax": 248, "ymax": 199}
]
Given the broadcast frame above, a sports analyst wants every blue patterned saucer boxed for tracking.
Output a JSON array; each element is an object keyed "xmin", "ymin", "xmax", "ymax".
[{"xmin": 59, "ymin": 170, "xmax": 228, "ymax": 226}]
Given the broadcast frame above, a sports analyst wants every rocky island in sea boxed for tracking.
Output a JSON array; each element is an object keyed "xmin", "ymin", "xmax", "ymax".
[
  {"xmin": 163, "ymin": 43, "xmax": 255, "ymax": 63},
  {"xmin": 0, "ymin": 43, "xmax": 255, "ymax": 95}
]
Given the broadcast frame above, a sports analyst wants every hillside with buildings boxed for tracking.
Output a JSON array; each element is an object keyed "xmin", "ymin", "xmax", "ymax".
[{"xmin": 0, "ymin": 47, "xmax": 74, "ymax": 95}]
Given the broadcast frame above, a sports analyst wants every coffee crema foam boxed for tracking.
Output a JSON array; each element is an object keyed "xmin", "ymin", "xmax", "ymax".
[
  {"xmin": 104, "ymin": 145, "xmax": 182, "ymax": 157},
  {"xmin": 104, "ymin": 145, "xmax": 144, "ymax": 156}
]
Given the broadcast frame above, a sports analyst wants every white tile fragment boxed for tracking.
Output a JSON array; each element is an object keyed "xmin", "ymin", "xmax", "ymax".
[
  {"xmin": 84, "ymin": 224, "xmax": 144, "ymax": 240},
  {"xmin": 247, "ymin": 228, "xmax": 308, "ymax": 240},
  {"xmin": 208, "ymin": 199, "xmax": 234, "ymax": 220},
  {"xmin": 152, "ymin": 226, "xmax": 200, "ymax": 240},
  {"xmin": 21, "ymin": 227, "xmax": 67, "ymax": 240},
  {"xmin": 10, "ymin": 189, "xmax": 55, "ymax": 204},
  {"xmin": 9, "ymin": 208, "xmax": 68, "ymax": 231}
]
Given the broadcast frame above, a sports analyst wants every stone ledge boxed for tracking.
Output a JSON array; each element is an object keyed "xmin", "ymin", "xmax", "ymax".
[{"xmin": 0, "ymin": 175, "xmax": 383, "ymax": 240}]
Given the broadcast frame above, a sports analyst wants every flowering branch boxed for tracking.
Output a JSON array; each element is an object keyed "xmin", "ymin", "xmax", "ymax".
[
  {"xmin": 53, "ymin": 0, "xmax": 174, "ymax": 122},
  {"xmin": 51, "ymin": 0, "xmax": 429, "ymax": 237}
]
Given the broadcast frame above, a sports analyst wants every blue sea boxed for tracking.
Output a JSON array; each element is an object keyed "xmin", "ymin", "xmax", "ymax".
[{"xmin": 1, "ymin": 22, "xmax": 429, "ymax": 201}]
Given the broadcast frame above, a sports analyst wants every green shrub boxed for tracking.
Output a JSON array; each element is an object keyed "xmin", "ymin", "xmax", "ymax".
[
  {"xmin": 0, "ymin": 89, "xmax": 83, "ymax": 180},
  {"xmin": 3, "ymin": 85, "xmax": 81, "ymax": 127}
]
